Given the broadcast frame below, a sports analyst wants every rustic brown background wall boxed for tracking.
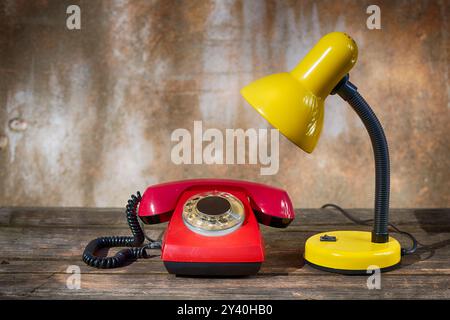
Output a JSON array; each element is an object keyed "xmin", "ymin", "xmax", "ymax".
[{"xmin": 0, "ymin": 0, "xmax": 448, "ymax": 208}]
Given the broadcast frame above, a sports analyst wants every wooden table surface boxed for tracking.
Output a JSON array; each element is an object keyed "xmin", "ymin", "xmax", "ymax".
[{"xmin": 0, "ymin": 207, "xmax": 449, "ymax": 299}]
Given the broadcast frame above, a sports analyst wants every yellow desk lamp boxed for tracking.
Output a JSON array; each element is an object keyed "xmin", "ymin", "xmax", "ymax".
[{"xmin": 240, "ymin": 32, "xmax": 402, "ymax": 274}]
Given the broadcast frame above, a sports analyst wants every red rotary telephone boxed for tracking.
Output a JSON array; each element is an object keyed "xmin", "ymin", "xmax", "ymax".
[{"xmin": 83, "ymin": 179, "xmax": 295, "ymax": 276}]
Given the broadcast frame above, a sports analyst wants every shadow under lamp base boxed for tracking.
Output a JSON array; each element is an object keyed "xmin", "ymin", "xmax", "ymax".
[{"xmin": 304, "ymin": 231, "xmax": 401, "ymax": 274}]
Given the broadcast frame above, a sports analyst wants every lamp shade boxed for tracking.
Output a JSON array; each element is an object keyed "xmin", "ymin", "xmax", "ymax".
[{"xmin": 240, "ymin": 32, "xmax": 358, "ymax": 153}]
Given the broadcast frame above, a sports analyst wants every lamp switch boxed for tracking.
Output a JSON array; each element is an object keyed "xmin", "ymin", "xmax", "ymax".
[{"xmin": 320, "ymin": 234, "xmax": 337, "ymax": 242}]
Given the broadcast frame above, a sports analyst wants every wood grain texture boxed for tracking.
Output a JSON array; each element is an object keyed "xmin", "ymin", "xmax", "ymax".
[{"xmin": 0, "ymin": 208, "xmax": 449, "ymax": 299}]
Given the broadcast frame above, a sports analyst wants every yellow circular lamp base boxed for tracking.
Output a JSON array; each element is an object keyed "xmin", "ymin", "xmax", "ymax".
[{"xmin": 304, "ymin": 231, "xmax": 401, "ymax": 275}]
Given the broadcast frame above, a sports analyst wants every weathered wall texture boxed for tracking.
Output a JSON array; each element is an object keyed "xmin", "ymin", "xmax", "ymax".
[{"xmin": 0, "ymin": 0, "xmax": 449, "ymax": 208}]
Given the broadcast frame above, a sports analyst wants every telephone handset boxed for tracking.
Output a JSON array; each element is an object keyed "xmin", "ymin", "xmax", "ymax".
[{"xmin": 83, "ymin": 179, "xmax": 294, "ymax": 276}]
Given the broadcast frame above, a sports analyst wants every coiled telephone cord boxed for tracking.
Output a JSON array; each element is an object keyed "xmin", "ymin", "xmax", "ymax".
[{"xmin": 82, "ymin": 192, "xmax": 161, "ymax": 269}]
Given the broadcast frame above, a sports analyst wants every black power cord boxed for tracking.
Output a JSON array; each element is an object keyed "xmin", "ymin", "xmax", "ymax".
[
  {"xmin": 82, "ymin": 192, "xmax": 162, "ymax": 268},
  {"xmin": 321, "ymin": 203, "xmax": 418, "ymax": 256}
]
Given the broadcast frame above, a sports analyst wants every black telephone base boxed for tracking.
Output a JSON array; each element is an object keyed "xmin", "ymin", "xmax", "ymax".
[{"xmin": 164, "ymin": 262, "xmax": 261, "ymax": 277}]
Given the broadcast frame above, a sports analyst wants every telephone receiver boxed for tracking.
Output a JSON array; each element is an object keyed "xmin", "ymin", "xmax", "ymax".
[{"xmin": 83, "ymin": 179, "xmax": 295, "ymax": 276}]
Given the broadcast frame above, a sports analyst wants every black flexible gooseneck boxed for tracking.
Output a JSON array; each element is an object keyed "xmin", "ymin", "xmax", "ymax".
[{"xmin": 332, "ymin": 74, "xmax": 390, "ymax": 243}]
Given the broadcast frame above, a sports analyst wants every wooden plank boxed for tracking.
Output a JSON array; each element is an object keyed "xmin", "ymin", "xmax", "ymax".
[
  {"xmin": 0, "ymin": 226, "xmax": 448, "ymax": 275},
  {"xmin": 0, "ymin": 252, "xmax": 449, "ymax": 276},
  {"xmin": 1, "ymin": 207, "xmax": 449, "ymax": 228},
  {"xmin": 0, "ymin": 225, "xmax": 446, "ymax": 260},
  {"xmin": 1, "ymin": 273, "xmax": 448, "ymax": 299},
  {"xmin": 0, "ymin": 208, "xmax": 448, "ymax": 299}
]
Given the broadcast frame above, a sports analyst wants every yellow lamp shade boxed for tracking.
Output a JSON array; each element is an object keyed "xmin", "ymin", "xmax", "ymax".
[{"xmin": 240, "ymin": 32, "xmax": 358, "ymax": 153}]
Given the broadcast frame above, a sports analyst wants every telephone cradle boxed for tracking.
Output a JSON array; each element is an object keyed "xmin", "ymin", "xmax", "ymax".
[{"xmin": 82, "ymin": 179, "xmax": 295, "ymax": 276}]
